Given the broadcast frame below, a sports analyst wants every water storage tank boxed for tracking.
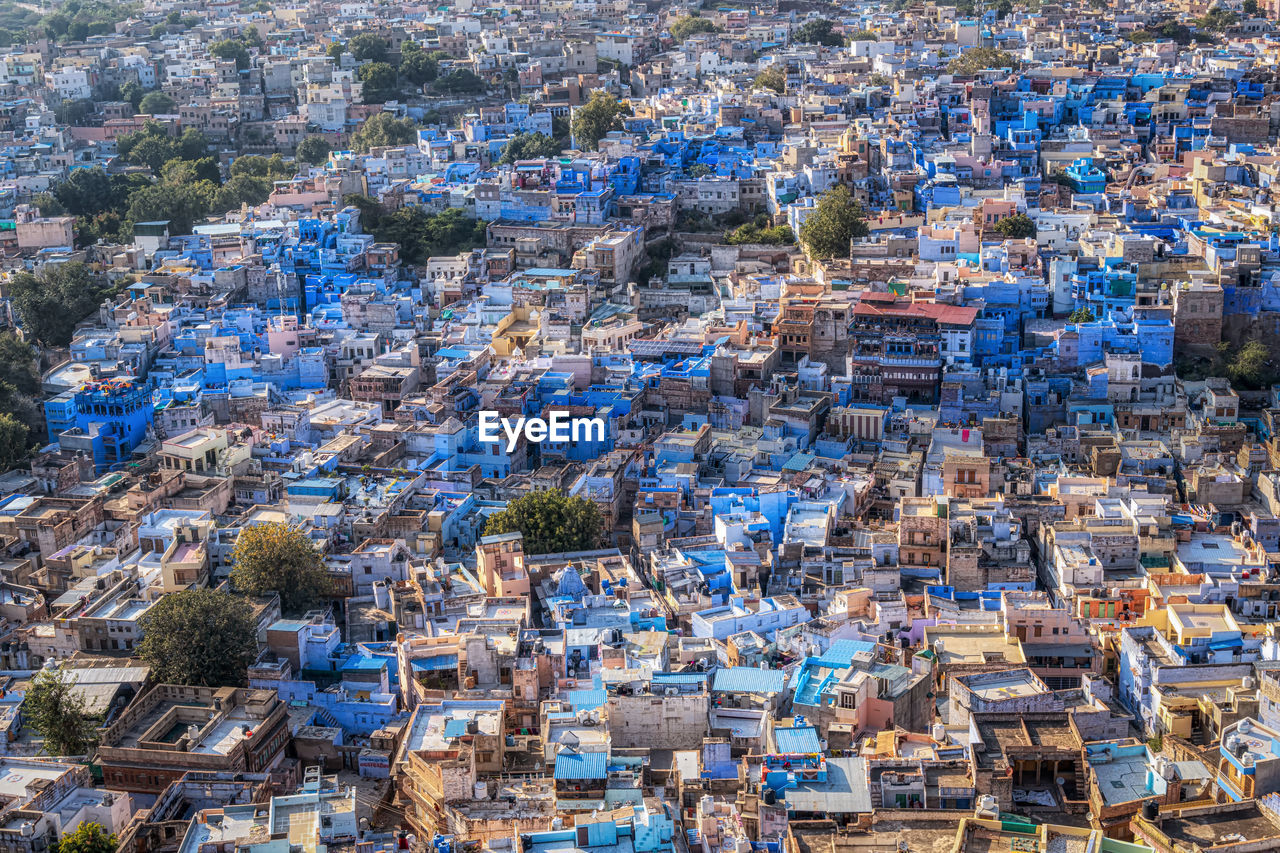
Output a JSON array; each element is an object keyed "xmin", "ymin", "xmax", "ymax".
[{"xmin": 475, "ymin": 782, "xmax": 487, "ymax": 800}]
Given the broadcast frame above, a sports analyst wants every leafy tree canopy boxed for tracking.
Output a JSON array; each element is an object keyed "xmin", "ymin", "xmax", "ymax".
[
  {"xmin": 754, "ymin": 65, "xmax": 785, "ymax": 93},
  {"xmin": 296, "ymin": 135, "xmax": 333, "ymax": 165},
  {"xmin": 500, "ymin": 132, "xmax": 562, "ymax": 164},
  {"xmin": 138, "ymin": 589, "xmax": 258, "ymax": 687},
  {"xmin": 725, "ymin": 222, "xmax": 795, "ymax": 246},
  {"xmin": 368, "ymin": 206, "xmax": 488, "ymax": 265},
  {"xmin": 209, "ymin": 38, "xmax": 251, "ymax": 71},
  {"xmin": 230, "ymin": 522, "xmax": 332, "ymax": 616},
  {"xmin": 946, "ymin": 47, "xmax": 1018, "ymax": 75},
  {"xmin": 670, "ymin": 15, "xmax": 719, "ymax": 42},
  {"xmin": 0, "ymin": 414, "xmax": 29, "ymax": 472},
  {"xmin": 798, "ymin": 185, "xmax": 869, "ymax": 259},
  {"xmin": 483, "ymin": 490, "xmax": 603, "ymax": 555},
  {"xmin": 993, "ymin": 213, "xmax": 1037, "ymax": 239},
  {"xmin": 350, "ymin": 113, "xmax": 419, "ymax": 153},
  {"xmin": 347, "ymin": 33, "xmax": 389, "ymax": 63},
  {"xmin": 357, "ymin": 61, "xmax": 399, "ymax": 103},
  {"xmin": 794, "ymin": 18, "xmax": 843, "ymax": 47},
  {"xmin": 571, "ymin": 91, "xmax": 630, "ymax": 151},
  {"xmin": 24, "ymin": 665, "xmax": 97, "ymax": 757},
  {"xmin": 8, "ymin": 263, "xmax": 113, "ymax": 346},
  {"xmin": 52, "ymin": 822, "xmax": 116, "ymax": 853},
  {"xmin": 138, "ymin": 90, "xmax": 176, "ymax": 115}
]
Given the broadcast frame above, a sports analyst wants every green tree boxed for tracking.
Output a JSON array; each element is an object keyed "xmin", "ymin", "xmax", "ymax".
[
  {"xmin": 571, "ymin": 91, "xmax": 630, "ymax": 151},
  {"xmin": 993, "ymin": 213, "xmax": 1037, "ymax": 239},
  {"xmin": 213, "ymin": 174, "xmax": 273, "ymax": 213},
  {"xmin": 127, "ymin": 134, "xmax": 181, "ymax": 173},
  {"xmin": 296, "ymin": 135, "xmax": 333, "ymax": 165},
  {"xmin": 754, "ymin": 65, "xmax": 785, "ymax": 93},
  {"xmin": 57, "ymin": 168, "xmax": 116, "ymax": 216},
  {"xmin": 794, "ymin": 18, "xmax": 843, "ymax": 46},
  {"xmin": 119, "ymin": 80, "xmax": 144, "ymax": 110},
  {"xmin": 138, "ymin": 589, "xmax": 258, "ymax": 687},
  {"xmin": 55, "ymin": 98, "xmax": 94, "ymax": 126},
  {"xmin": 0, "ymin": 333, "xmax": 42, "ymax": 397},
  {"xmin": 399, "ymin": 48, "xmax": 439, "ymax": 86},
  {"xmin": 688, "ymin": 163, "xmax": 711, "ymax": 178},
  {"xmin": 1244, "ymin": 0, "xmax": 1259, "ymax": 14},
  {"xmin": 326, "ymin": 40, "xmax": 345, "ymax": 61},
  {"xmin": 24, "ymin": 665, "xmax": 96, "ymax": 757},
  {"xmin": 124, "ymin": 180, "xmax": 215, "ymax": 235},
  {"xmin": 349, "ymin": 113, "xmax": 419, "ymax": 153},
  {"xmin": 433, "ymin": 69, "xmax": 485, "ymax": 94},
  {"xmin": 0, "ymin": 414, "xmax": 29, "ymax": 471},
  {"xmin": 848, "ymin": 29, "xmax": 878, "ymax": 41},
  {"xmin": 1227, "ymin": 339, "xmax": 1271, "ymax": 389},
  {"xmin": 8, "ymin": 263, "xmax": 112, "ymax": 346},
  {"xmin": 947, "ymin": 47, "xmax": 1018, "ymax": 75},
  {"xmin": 241, "ymin": 25, "xmax": 263, "ymax": 47},
  {"xmin": 138, "ymin": 90, "xmax": 176, "ymax": 115},
  {"xmin": 725, "ymin": 222, "xmax": 795, "ymax": 245},
  {"xmin": 51, "ymin": 822, "xmax": 116, "ymax": 853},
  {"xmin": 798, "ymin": 185, "xmax": 869, "ymax": 259},
  {"xmin": 500, "ymin": 132, "xmax": 562, "ymax": 163},
  {"xmin": 33, "ymin": 192, "xmax": 65, "ymax": 216},
  {"xmin": 483, "ymin": 490, "xmax": 603, "ymax": 555},
  {"xmin": 357, "ymin": 61, "xmax": 399, "ymax": 102},
  {"xmin": 370, "ymin": 206, "xmax": 487, "ymax": 263},
  {"xmin": 230, "ymin": 153, "xmax": 291, "ymax": 180},
  {"xmin": 1067, "ymin": 307, "xmax": 1096, "ymax": 324},
  {"xmin": 347, "ymin": 33, "xmax": 388, "ymax": 63},
  {"xmin": 178, "ymin": 128, "xmax": 211, "ymax": 161},
  {"xmin": 1196, "ymin": 5, "xmax": 1238, "ymax": 29},
  {"xmin": 209, "ymin": 38, "xmax": 251, "ymax": 71},
  {"xmin": 670, "ymin": 15, "xmax": 718, "ymax": 42},
  {"xmin": 230, "ymin": 522, "xmax": 331, "ymax": 615}
]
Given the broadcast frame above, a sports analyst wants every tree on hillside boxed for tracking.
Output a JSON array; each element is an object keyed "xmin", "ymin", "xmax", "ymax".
[
  {"xmin": 0, "ymin": 415, "xmax": 29, "ymax": 471},
  {"xmin": 356, "ymin": 61, "xmax": 399, "ymax": 103},
  {"xmin": 670, "ymin": 15, "xmax": 718, "ymax": 42},
  {"xmin": 230, "ymin": 522, "xmax": 331, "ymax": 615},
  {"xmin": 370, "ymin": 207, "xmax": 487, "ymax": 264},
  {"xmin": 483, "ymin": 490, "xmax": 603, "ymax": 555},
  {"xmin": 571, "ymin": 91, "xmax": 630, "ymax": 151},
  {"xmin": 52, "ymin": 822, "xmax": 116, "ymax": 853},
  {"xmin": 1196, "ymin": 5, "xmax": 1238, "ymax": 30},
  {"xmin": 1227, "ymin": 339, "xmax": 1272, "ymax": 389},
  {"xmin": 0, "ymin": 334, "xmax": 41, "ymax": 397},
  {"xmin": 1067, "ymin": 307, "xmax": 1096, "ymax": 324},
  {"xmin": 347, "ymin": 33, "xmax": 389, "ymax": 63},
  {"xmin": 124, "ymin": 180, "xmax": 215, "ymax": 235},
  {"xmin": 139, "ymin": 589, "xmax": 258, "ymax": 687},
  {"xmin": 209, "ymin": 38, "xmax": 251, "ymax": 71},
  {"xmin": 754, "ymin": 65, "xmax": 785, "ymax": 93},
  {"xmin": 350, "ymin": 113, "xmax": 418, "ymax": 153},
  {"xmin": 798, "ymin": 185, "xmax": 869, "ymax": 259},
  {"xmin": 993, "ymin": 213, "xmax": 1037, "ymax": 239},
  {"xmin": 947, "ymin": 47, "xmax": 1018, "ymax": 75},
  {"xmin": 794, "ymin": 18, "xmax": 843, "ymax": 46},
  {"xmin": 500, "ymin": 132, "xmax": 562, "ymax": 164},
  {"xmin": 25, "ymin": 665, "xmax": 96, "ymax": 757},
  {"xmin": 296, "ymin": 135, "xmax": 333, "ymax": 165},
  {"xmin": 8, "ymin": 263, "xmax": 113, "ymax": 347},
  {"xmin": 138, "ymin": 91, "xmax": 176, "ymax": 115},
  {"xmin": 399, "ymin": 46, "xmax": 441, "ymax": 86}
]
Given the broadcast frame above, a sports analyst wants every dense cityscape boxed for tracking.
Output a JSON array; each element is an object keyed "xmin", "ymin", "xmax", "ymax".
[{"xmin": 1, "ymin": 0, "xmax": 1280, "ymax": 852}]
